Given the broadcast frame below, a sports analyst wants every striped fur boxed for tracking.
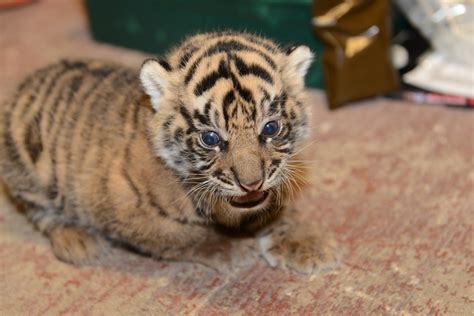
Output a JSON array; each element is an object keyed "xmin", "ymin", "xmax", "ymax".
[{"xmin": 0, "ymin": 32, "xmax": 314, "ymax": 265}]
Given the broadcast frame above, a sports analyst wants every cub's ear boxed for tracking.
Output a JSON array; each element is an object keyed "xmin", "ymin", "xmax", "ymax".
[
  {"xmin": 284, "ymin": 45, "xmax": 314, "ymax": 85},
  {"xmin": 140, "ymin": 58, "xmax": 172, "ymax": 111}
]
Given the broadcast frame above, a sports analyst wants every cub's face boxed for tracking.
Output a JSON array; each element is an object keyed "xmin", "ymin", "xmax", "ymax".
[{"xmin": 140, "ymin": 34, "xmax": 313, "ymax": 227}]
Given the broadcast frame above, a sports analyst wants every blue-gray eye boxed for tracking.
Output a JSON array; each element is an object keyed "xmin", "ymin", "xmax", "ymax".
[
  {"xmin": 200, "ymin": 131, "xmax": 220, "ymax": 148},
  {"xmin": 261, "ymin": 121, "xmax": 279, "ymax": 137}
]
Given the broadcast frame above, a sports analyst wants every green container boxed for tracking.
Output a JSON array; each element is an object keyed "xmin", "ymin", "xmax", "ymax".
[{"xmin": 85, "ymin": 0, "xmax": 324, "ymax": 88}]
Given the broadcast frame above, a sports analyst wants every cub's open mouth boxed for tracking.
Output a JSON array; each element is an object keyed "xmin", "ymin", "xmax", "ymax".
[{"xmin": 230, "ymin": 191, "xmax": 269, "ymax": 209}]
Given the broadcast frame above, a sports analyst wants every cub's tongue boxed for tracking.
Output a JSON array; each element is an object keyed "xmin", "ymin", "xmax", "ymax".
[{"xmin": 232, "ymin": 191, "xmax": 265, "ymax": 204}]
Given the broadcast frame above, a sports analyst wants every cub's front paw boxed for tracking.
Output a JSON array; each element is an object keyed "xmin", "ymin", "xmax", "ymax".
[
  {"xmin": 48, "ymin": 226, "xmax": 110, "ymax": 265},
  {"xmin": 257, "ymin": 222, "xmax": 341, "ymax": 275}
]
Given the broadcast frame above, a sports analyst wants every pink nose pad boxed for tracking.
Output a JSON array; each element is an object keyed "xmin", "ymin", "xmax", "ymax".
[{"xmin": 240, "ymin": 179, "xmax": 263, "ymax": 192}]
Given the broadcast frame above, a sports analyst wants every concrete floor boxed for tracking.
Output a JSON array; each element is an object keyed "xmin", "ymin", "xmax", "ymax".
[{"xmin": 0, "ymin": 0, "xmax": 473, "ymax": 315}]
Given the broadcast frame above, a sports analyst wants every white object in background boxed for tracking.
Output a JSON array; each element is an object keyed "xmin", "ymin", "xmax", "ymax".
[
  {"xmin": 403, "ymin": 51, "xmax": 474, "ymax": 98},
  {"xmin": 396, "ymin": 0, "xmax": 474, "ymax": 67}
]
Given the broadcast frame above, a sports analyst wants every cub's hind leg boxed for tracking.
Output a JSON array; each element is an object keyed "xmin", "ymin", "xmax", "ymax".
[
  {"xmin": 8, "ymin": 193, "xmax": 110, "ymax": 265},
  {"xmin": 48, "ymin": 224, "xmax": 110, "ymax": 265},
  {"xmin": 31, "ymin": 207, "xmax": 110, "ymax": 265}
]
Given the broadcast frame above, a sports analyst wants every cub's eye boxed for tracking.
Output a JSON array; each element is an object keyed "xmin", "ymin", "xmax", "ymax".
[
  {"xmin": 200, "ymin": 131, "xmax": 220, "ymax": 148},
  {"xmin": 261, "ymin": 120, "xmax": 279, "ymax": 137}
]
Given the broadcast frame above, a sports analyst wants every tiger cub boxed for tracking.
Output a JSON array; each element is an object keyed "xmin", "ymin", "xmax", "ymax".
[{"xmin": 0, "ymin": 32, "xmax": 339, "ymax": 274}]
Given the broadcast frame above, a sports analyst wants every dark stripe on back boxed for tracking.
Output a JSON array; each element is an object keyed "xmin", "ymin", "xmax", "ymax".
[
  {"xmin": 47, "ymin": 75, "xmax": 85, "ymax": 202},
  {"xmin": 75, "ymin": 67, "xmax": 122, "ymax": 172},
  {"xmin": 2, "ymin": 109, "xmax": 27, "ymax": 175},
  {"xmin": 39, "ymin": 61, "xmax": 87, "ymax": 115},
  {"xmin": 77, "ymin": 76, "xmax": 115, "ymax": 205},
  {"xmin": 23, "ymin": 112, "xmax": 42, "ymax": 163},
  {"xmin": 64, "ymin": 66, "xmax": 117, "ymax": 207},
  {"xmin": 16, "ymin": 67, "xmax": 54, "ymax": 119}
]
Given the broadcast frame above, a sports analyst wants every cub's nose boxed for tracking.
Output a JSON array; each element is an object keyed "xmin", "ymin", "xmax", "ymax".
[{"xmin": 239, "ymin": 178, "xmax": 263, "ymax": 192}]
